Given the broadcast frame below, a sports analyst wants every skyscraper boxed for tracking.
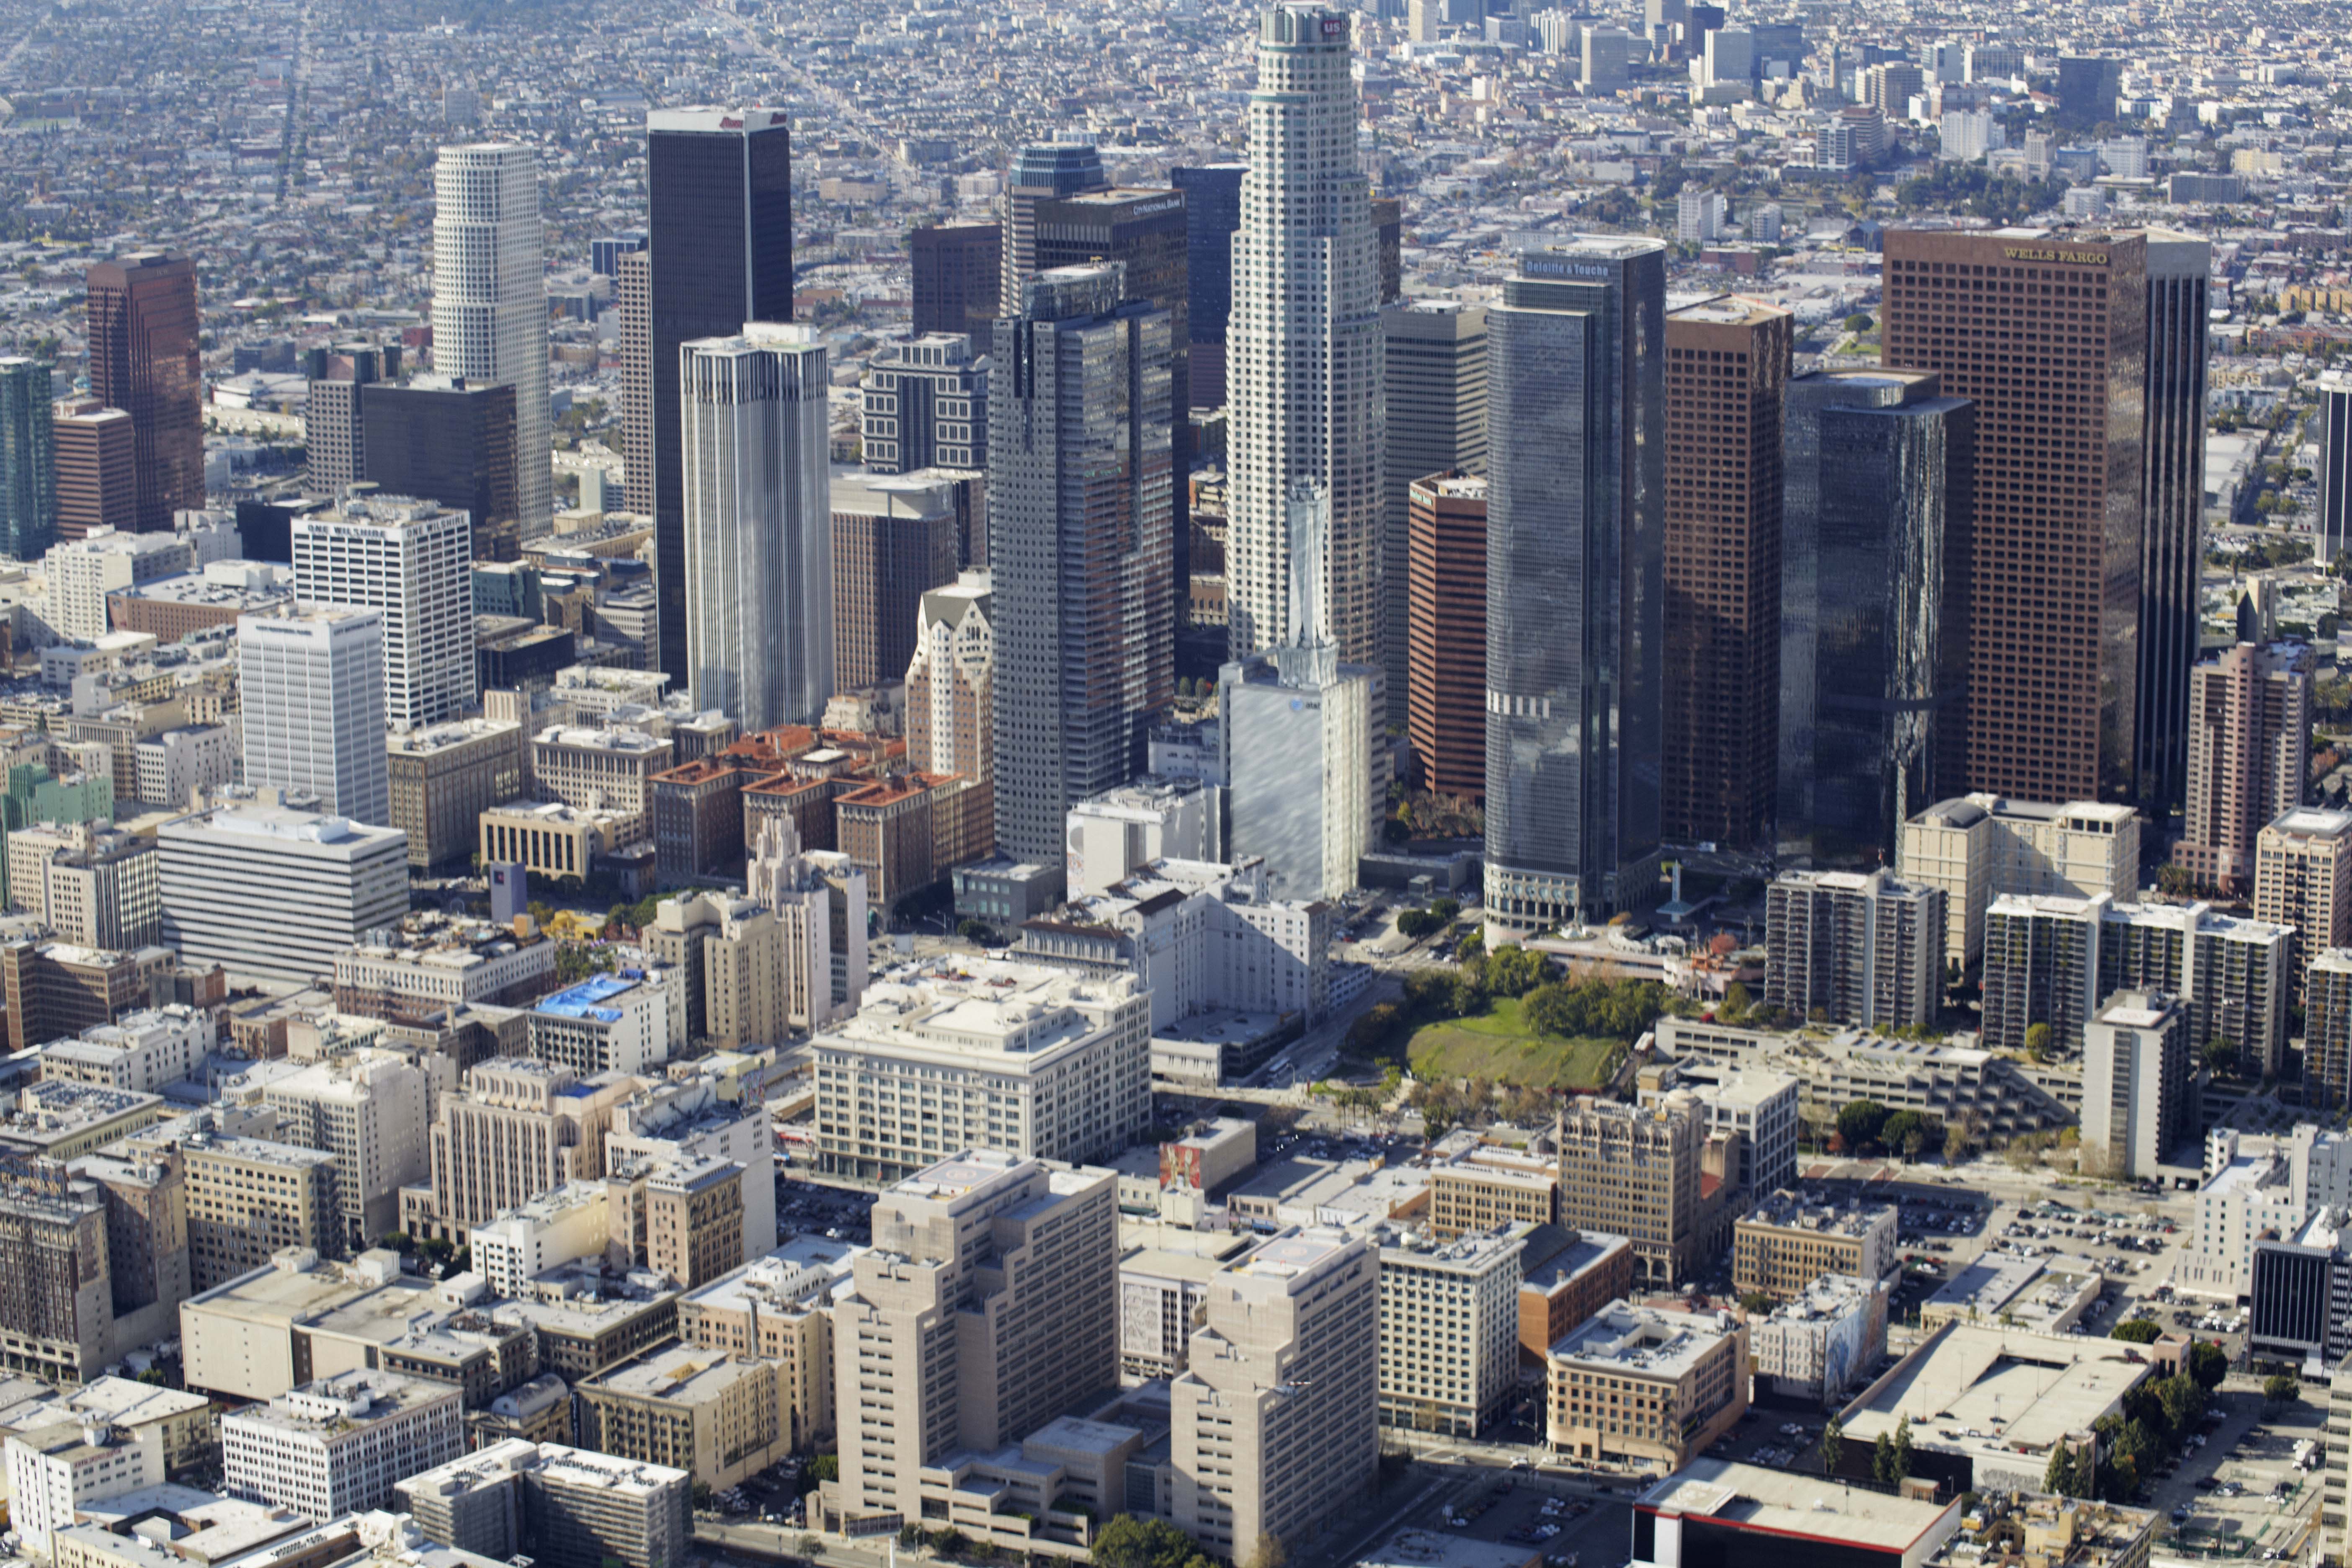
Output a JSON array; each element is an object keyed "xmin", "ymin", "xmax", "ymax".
[
  {"xmin": 361, "ymin": 378, "xmax": 521, "ymax": 563},
  {"xmin": 1660, "ymin": 296, "xmax": 1792, "ymax": 853},
  {"xmin": 2055, "ymin": 56, "xmax": 2123, "ymax": 128},
  {"xmin": 49, "ymin": 404, "xmax": 135, "ymax": 543},
  {"xmin": 431, "ymin": 145, "xmax": 552, "ymax": 543},
  {"xmin": 0, "ymin": 359, "xmax": 55, "ymax": 561},
  {"xmin": 2324, "ymin": 374, "xmax": 2352, "ymax": 568},
  {"xmin": 678, "ymin": 325, "xmax": 832, "ymax": 732},
  {"xmin": 647, "ymin": 107, "xmax": 794, "ymax": 681},
  {"xmin": 292, "ymin": 495, "xmax": 478, "ymax": 729},
  {"xmin": 829, "ymin": 476, "xmax": 961, "ymax": 693},
  {"xmin": 1484, "ymin": 238, "xmax": 1666, "ymax": 935},
  {"xmin": 989, "ymin": 264, "xmax": 1176, "ymax": 868},
  {"xmin": 85, "ymin": 253, "xmax": 202, "ymax": 532},
  {"xmin": 2138, "ymin": 232, "xmax": 2212, "ymax": 815},
  {"xmin": 237, "ymin": 608, "xmax": 392, "ymax": 825},
  {"xmin": 1881, "ymin": 228, "xmax": 2148, "ymax": 804},
  {"xmin": 999, "ymin": 143, "xmax": 1108, "ymax": 315},
  {"xmin": 302, "ymin": 343, "xmax": 392, "ymax": 502},
  {"xmin": 2174, "ymin": 642, "xmax": 2312, "ymax": 895},
  {"xmin": 1408, "ymin": 472, "xmax": 1486, "ymax": 802},
  {"xmin": 1381, "ymin": 299, "xmax": 1487, "ymax": 727},
  {"xmin": 1170, "ymin": 164, "xmax": 1246, "ymax": 409},
  {"xmin": 617, "ymin": 250, "xmax": 653, "ymax": 517},
  {"xmin": 910, "ymin": 224, "xmax": 1002, "ymax": 340},
  {"xmin": 1777, "ymin": 369, "xmax": 1973, "ymax": 868},
  {"xmin": 1227, "ymin": 5, "xmax": 1384, "ymax": 665}
]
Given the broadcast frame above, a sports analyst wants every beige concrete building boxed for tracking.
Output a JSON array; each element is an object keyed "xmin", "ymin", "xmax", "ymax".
[
  {"xmin": 574, "ymin": 1343, "xmax": 790, "ymax": 1491},
  {"xmin": 178, "ymin": 1248, "xmax": 411, "ymax": 1401},
  {"xmin": 1377, "ymin": 1226, "xmax": 1527, "ymax": 1436},
  {"xmin": 0, "ymin": 1376, "xmax": 217, "ymax": 1473},
  {"xmin": 1555, "ymin": 1098, "xmax": 1703, "ymax": 1286},
  {"xmin": 420, "ymin": 1059, "xmax": 636, "ymax": 1242},
  {"xmin": 812, "ymin": 960, "xmax": 1149, "ymax": 1185},
  {"xmin": 387, "ymin": 718, "xmax": 526, "ymax": 869},
  {"xmin": 604, "ymin": 1153, "xmax": 745, "ymax": 1289},
  {"xmin": 1898, "ymin": 794, "xmax": 2140, "ymax": 965},
  {"xmin": 2254, "ymin": 807, "xmax": 2352, "ymax": 993},
  {"xmin": 479, "ymin": 799, "xmax": 645, "ymax": 884},
  {"xmin": 1733, "ymin": 1190, "xmax": 1900, "ymax": 1302},
  {"xmin": 1166, "ymin": 1229, "xmax": 1379, "ymax": 1563},
  {"xmin": 5, "ymin": 1420, "xmax": 165, "ymax": 1558},
  {"xmin": 395, "ymin": 1439, "xmax": 694, "ymax": 1568},
  {"xmin": 2174, "ymin": 643, "xmax": 2312, "ymax": 895},
  {"xmin": 467, "ymin": 1183, "xmax": 611, "ymax": 1297},
  {"xmin": 676, "ymin": 1238, "xmax": 863, "ymax": 1451},
  {"xmin": 484, "ymin": 1262, "xmax": 680, "ymax": 1382},
  {"xmin": 260, "ymin": 1050, "xmax": 428, "ymax": 1248},
  {"xmin": 531, "ymin": 726, "xmax": 673, "ymax": 816},
  {"xmin": 0, "ymin": 1162, "xmax": 117, "ymax": 1384},
  {"xmin": 1425, "ymin": 1150, "xmax": 1557, "ymax": 1241},
  {"xmin": 179, "ymin": 1134, "xmax": 344, "ymax": 1291},
  {"xmin": 221, "ymin": 1368, "xmax": 464, "ymax": 1518},
  {"xmin": 1543, "ymin": 1300, "xmax": 1749, "ymax": 1474},
  {"xmin": 825, "ymin": 1153, "xmax": 1118, "ymax": 1529}
]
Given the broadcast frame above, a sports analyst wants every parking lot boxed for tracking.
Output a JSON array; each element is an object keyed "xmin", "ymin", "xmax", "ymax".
[
  {"xmin": 1401, "ymin": 1474, "xmax": 1631, "ymax": 1568},
  {"xmin": 2159, "ymin": 1389, "xmax": 2327, "ymax": 1560},
  {"xmin": 778, "ymin": 1176, "xmax": 875, "ymax": 1245}
]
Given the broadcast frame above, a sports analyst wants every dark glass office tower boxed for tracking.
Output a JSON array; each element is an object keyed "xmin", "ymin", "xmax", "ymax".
[
  {"xmin": 361, "ymin": 378, "xmax": 523, "ymax": 563},
  {"xmin": 989, "ymin": 264, "xmax": 1176, "ymax": 867},
  {"xmin": 1777, "ymin": 369, "xmax": 1974, "ymax": 868},
  {"xmin": 2137, "ymin": 232, "xmax": 2211, "ymax": 817},
  {"xmin": 911, "ymin": 224, "xmax": 1002, "ymax": 339},
  {"xmin": 1372, "ymin": 196, "xmax": 1403, "ymax": 305},
  {"xmin": 86, "ymin": 252, "xmax": 202, "ymax": 531},
  {"xmin": 1171, "ymin": 164, "xmax": 1245, "ymax": 409},
  {"xmin": 0, "ymin": 359, "xmax": 56, "ymax": 562},
  {"xmin": 2055, "ymin": 56, "xmax": 2123, "ymax": 128},
  {"xmin": 647, "ymin": 107, "xmax": 794, "ymax": 680},
  {"xmin": 1001, "ymin": 143, "xmax": 1109, "ymax": 316},
  {"xmin": 1032, "ymin": 188, "xmax": 1191, "ymax": 625},
  {"xmin": 1483, "ymin": 237, "xmax": 1666, "ymax": 934}
]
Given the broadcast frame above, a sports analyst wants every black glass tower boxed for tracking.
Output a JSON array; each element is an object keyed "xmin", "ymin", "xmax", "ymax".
[{"xmin": 647, "ymin": 107, "xmax": 794, "ymax": 681}]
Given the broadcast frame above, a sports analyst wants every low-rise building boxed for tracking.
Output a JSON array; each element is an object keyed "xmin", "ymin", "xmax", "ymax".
[
  {"xmin": 331, "ymin": 914, "xmax": 554, "ymax": 1026},
  {"xmin": 387, "ymin": 719, "xmax": 526, "ymax": 869},
  {"xmin": 468, "ymin": 1184, "xmax": 610, "ymax": 1299},
  {"xmin": 1627, "ymin": 1460, "xmax": 1961, "ymax": 1568},
  {"xmin": 1516, "ymin": 1225, "xmax": 1637, "ymax": 1364},
  {"xmin": 1426, "ymin": 1148, "xmax": 1558, "ymax": 1241},
  {"xmin": 4, "ymin": 1421, "xmax": 165, "ymax": 1560},
  {"xmin": 1543, "ymin": 1300, "xmax": 1749, "ymax": 1474},
  {"xmin": 395, "ymin": 1440, "xmax": 694, "ymax": 1568},
  {"xmin": 1733, "ymin": 1191, "xmax": 1900, "ymax": 1302},
  {"xmin": 573, "ymin": 1344, "xmax": 789, "ymax": 1492},
  {"xmin": 526, "ymin": 969, "xmax": 680, "ymax": 1078},
  {"xmin": 1751, "ymin": 1274, "xmax": 1890, "ymax": 1407},
  {"xmin": 221, "ymin": 1369, "xmax": 464, "ymax": 1519}
]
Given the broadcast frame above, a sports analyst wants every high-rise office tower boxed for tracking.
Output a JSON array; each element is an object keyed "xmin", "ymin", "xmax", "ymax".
[
  {"xmin": 829, "ymin": 475, "xmax": 960, "ymax": 693},
  {"xmin": 678, "ymin": 325, "xmax": 832, "ymax": 732},
  {"xmin": 1030, "ymin": 187, "xmax": 1191, "ymax": 622},
  {"xmin": 989, "ymin": 265, "xmax": 1176, "ymax": 868},
  {"xmin": 2174, "ymin": 641, "xmax": 2313, "ymax": 895},
  {"xmin": 1408, "ymin": 472, "xmax": 1486, "ymax": 802},
  {"xmin": 1777, "ymin": 369, "xmax": 1973, "ymax": 869},
  {"xmin": 2055, "ymin": 56, "xmax": 2123, "ymax": 128},
  {"xmin": 648, "ymin": 107, "xmax": 794, "ymax": 681},
  {"xmin": 431, "ymin": 145, "xmax": 552, "ymax": 544},
  {"xmin": 1660, "ymin": 297, "xmax": 1792, "ymax": 853},
  {"xmin": 238, "ymin": 608, "xmax": 392, "ymax": 825},
  {"xmin": 361, "ymin": 378, "xmax": 521, "ymax": 563},
  {"xmin": 1372, "ymin": 196, "xmax": 1403, "ymax": 307},
  {"xmin": 50, "ymin": 403, "xmax": 136, "ymax": 543},
  {"xmin": 292, "ymin": 495, "xmax": 478, "ymax": 729},
  {"xmin": 616, "ymin": 250, "xmax": 653, "ymax": 517},
  {"xmin": 1170, "ymin": 164, "xmax": 1246, "ymax": 409},
  {"xmin": 0, "ymin": 359, "xmax": 55, "ymax": 561},
  {"xmin": 859, "ymin": 334, "xmax": 990, "ymax": 475},
  {"xmin": 910, "ymin": 224, "xmax": 1002, "ymax": 340},
  {"xmin": 591, "ymin": 231, "xmax": 647, "ymax": 279},
  {"xmin": 2324, "ymin": 375, "xmax": 2352, "ymax": 569},
  {"xmin": 1881, "ymin": 228, "xmax": 2148, "ymax": 804},
  {"xmin": 2137, "ymin": 232, "xmax": 2212, "ymax": 815},
  {"xmin": 1581, "ymin": 25, "xmax": 1638, "ymax": 88},
  {"xmin": 1484, "ymin": 238, "xmax": 1666, "ymax": 935},
  {"xmin": 302, "ymin": 343, "xmax": 393, "ymax": 502},
  {"xmin": 1380, "ymin": 300, "xmax": 1487, "ymax": 729},
  {"xmin": 86, "ymin": 253, "xmax": 202, "ymax": 532},
  {"xmin": 999, "ymin": 143, "xmax": 1108, "ymax": 315},
  {"xmin": 1228, "ymin": 5, "xmax": 1384, "ymax": 665}
]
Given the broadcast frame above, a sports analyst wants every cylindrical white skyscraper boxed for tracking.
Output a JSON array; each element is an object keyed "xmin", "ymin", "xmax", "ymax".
[
  {"xmin": 433, "ymin": 143, "xmax": 552, "ymax": 540},
  {"xmin": 680, "ymin": 324, "xmax": 833, "ymax": 732},
  {"xmin": 1225, "ymin": 4, "xmax": 1384, "ymax": 665}
]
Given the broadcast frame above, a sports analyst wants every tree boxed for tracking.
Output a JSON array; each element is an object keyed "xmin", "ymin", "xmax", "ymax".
[
  {"xmin": 810, "ymin": 1455, "xmax": 839, "ymax": 1483},
  {"xmin": 1845, "ymin": 312, "xmax": 1875, "ymax": 334},
  {"xmin": 2264, "ymin": 1373, "xmax": 2300, "ymax": 1409},
  {"xmin": 2024, "ymin": 1022, "xmax": 2052, "ymax": 1062},
  {"xmin": 799, "ymin": 1536, "xmax": 825, "ymax": 1562},
  {"xmin": 2187, "ymin": 1340, "xmax": 2229, "ymax": 1389},
  {"xmin": 1244, "ymin": 1535, "xmax": 1287, "ymax": 1568},
  {"xmin": 1837, "ymin": 1099, "xmax": 1890, "ymax": 1152},
  {"xmin": 2109, "ymin": 1318, "xmax": 2161, "ymax": 1344},
  {"xmin": 1872, "ymin": 1430, "xmax": 1896, "ymax": 1486},
  {"xmin": 2044, "ymin": 1444, "xmax": 2078, "ymax": 1498},
  {"xmin": 1093, "ymin": 1517, "xmax": 1203, "ymax": 1568},
  {"xmin": 1820, "ymin": 1416, "xmax": 1844, "ymax": 1476},
  {"xmin": 1892, "ymin": 1415, "xmax": 1912, "ymax": 1483},
  {"xmin": 1720, "ymin": 981, "xmax": 1751, "ymax": 1020},
  {"xmin": 1738, "ymin": 1292, "xmax": 1773, "ymax": 1315}
]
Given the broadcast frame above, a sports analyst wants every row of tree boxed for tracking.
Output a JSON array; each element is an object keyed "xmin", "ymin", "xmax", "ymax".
[{"xmin": 1833, "ymin": 1099, "xmax": 1947, "ymax": 1160}]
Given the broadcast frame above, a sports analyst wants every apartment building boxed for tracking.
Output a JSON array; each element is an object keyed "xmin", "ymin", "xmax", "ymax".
[
  {"xmin": 36, "ymin": 1007, "xmax": 207, "ymax": 1096},
  {"xmin": 419, "ymin": 1059, "xmax": 635, "ymax": 1242},
  {"xmin": 0, "ymin": 1161, "xmax": 118, "ymax": 1383},
  {"xmin": 676, "ymin": 1238, "xmax": 862, "ymax": 1452},
  {"xmin": 1165, "ymin": 1228, "xmax": 1379, "ymax": 1563},
  {"xmin": 604, "ymin": 1153, "xmax": 745, "ymax": 1290},
  {"xmin": 1762, "ymin": 869, "xmax": 1946, "ymax": 1029},
  {"xmin": 811, "ymin": 959, "xmax": 1150, "ymax": 1185},
  {"xmin": 1555, "ymin": 1098, "xmax": 1703, "ymax": 1287},
  {"xmin": 1425, "ymin": 1149, "xmax": 1558, "ymax": 1241},
  {"xmin": 260, "ymin": 1049, "xmax": 429, "ymax": 1248},
  {"xmin": 1377, "ymin": 1226, "xmax": 1527, "ymax": 1436},
  {"xmin": 1898, "ymin": 794, "xmax": 2140, "ymax": 965},
  {"xmin": 574, "ymin": 1344, "xmax": 789, "ymax": 1491},
  {"xmin": 2254, "ymin": 807, "xmax": 2352, "ymax": 992},
  {"xmin": 387, "ymin": 718, "xmax": 527, "ymax": 869},
  {"xmin": 468, "ymin": 1184, "xmax": 611, "ymax": 1298},
  {"xmin": 1980, "ymin": 894, "xmax": 2290, "ymax": 1075},
  {"xmin": 2174, "ymin": 642, "xmax": 2313, "ymax": 894},
  {"xmin": 1544, "ymin": 1300, "xmax": 1749, "ymax": 1474},
  {"xmin": 2311, "ymin": 950, "xmax": 2352, "ymax": 1110},
  {"xmin": 605, "ymin": 1073, "xmax": 776, "ymax": 1271},
  {"xmin": 825, "ymin": 1154, "xmax": 1118, "ymax": 1526},
  {"xmin": 1733, "ymin": 1191, "xmax": 1900, "ymax": 1302},
  {"xmin": 2080, "ymin": 990, "xmax": 2193, "ymax": 1179},
  {"xmin": 221, "ymin": 1369, "xmax": 464, "ymax": 1518}
]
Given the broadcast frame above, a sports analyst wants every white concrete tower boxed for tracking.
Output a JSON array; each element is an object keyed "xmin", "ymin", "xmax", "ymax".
[
  {"xmin": 1225, "ymin": 5, "xmax": 1383, "ymax": 665},
  {"xmin": 678, "ymin": 324, "xmax": 833, "ymax": 732},
  {"xmin": 433, "ymin": 143, "xmax": 552, "ymax": 539},
  {"xmin": 237, "ymin": 607, "xmax": 391, "ymax": 825}
]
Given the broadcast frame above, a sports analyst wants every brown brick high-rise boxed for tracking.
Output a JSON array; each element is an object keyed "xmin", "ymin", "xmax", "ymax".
[
  {"xmin": 1881, "ymin": 230, "xmax": 2148, "ymax": 803},
  {"xmin": 1406, "ymin": 471, "xmax": 1486, "ymax": 802},
  {"xmin": 86, "ymin": 253, "xmax": 202, "ymax": 532},
  {"xmin": 1661, "ymin": 297, "xmax": 1792, "ymax": 851}
]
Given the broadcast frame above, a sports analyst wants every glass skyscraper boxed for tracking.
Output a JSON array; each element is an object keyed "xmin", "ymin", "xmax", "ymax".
[
  {"xmin": 0, "ymin": 358, "xmax": 56, "ymax": 562},
  {"xmin": 1483, "ymin": 237, "xmax": 1665, "ymax": 934}
]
